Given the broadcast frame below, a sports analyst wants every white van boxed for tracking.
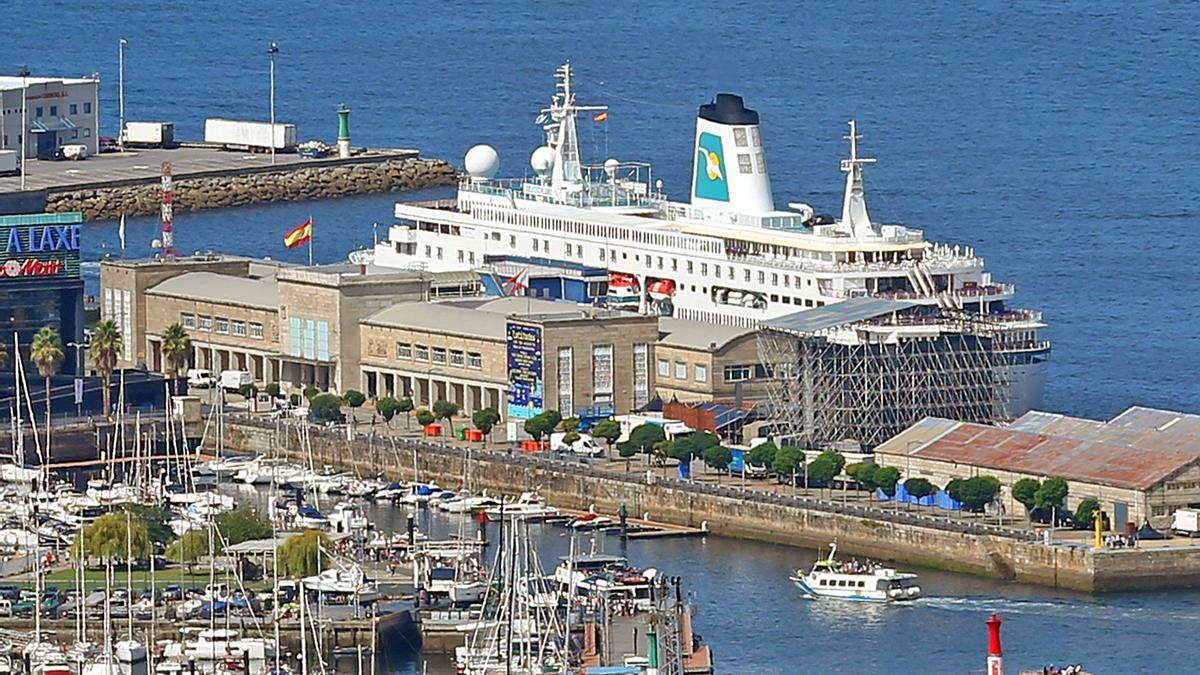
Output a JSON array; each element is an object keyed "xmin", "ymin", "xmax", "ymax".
[
  {"xmin": 219, "ymin": 370, "xmax": 254, "ymax": 393},
  {"xmin": 187, "ymin": 368, "xmax": 216, "ymax": 388},
  {"xmin": 550, "ymin": 432, "xmax": 604, "ymax": 458}
]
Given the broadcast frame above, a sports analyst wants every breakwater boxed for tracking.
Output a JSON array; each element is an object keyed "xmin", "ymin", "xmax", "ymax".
[
  {"xmin": 219, "ymin": 417, "xmax": 1200, "ymax": 592},
  {"xmin": 43, "ymin": 155, "xmax": 457, "ymax": 221}
]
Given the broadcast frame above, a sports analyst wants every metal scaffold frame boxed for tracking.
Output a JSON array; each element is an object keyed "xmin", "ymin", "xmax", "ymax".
[{"xmin": 758, "ymin": 313, "xmax": 1011, "ymax": 449}]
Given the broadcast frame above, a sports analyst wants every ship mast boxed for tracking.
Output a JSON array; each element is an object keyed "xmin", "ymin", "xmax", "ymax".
[
  {"xmin": 839, "ymin": 119, "xmax": 877, "ymax": 238},
  {"xmin": 541, "ymin": 63, "xmax": 607, "ymax": 192}
]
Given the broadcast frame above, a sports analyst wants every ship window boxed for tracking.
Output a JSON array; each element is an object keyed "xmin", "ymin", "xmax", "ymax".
[
  {"xmin": 509, "ymin": 235, "xmax": 516, "ymax": 249},
  {"xmin": 687, "ymin": 261, "xmax": 694, "ymax": 273},
  {"xmin": 770, "ymin": 294, "xmax": 778, "ymax": 302},
  {"xmin": 733, "ymin": 128, "xmax": 748, "ymax": 147},
  {"xmin": 657, "ymin": 256, "xmax": 663, "ymax": 269},
  {"xmin": 599, "ymin": 249, "xmax": 606, "ymax": 261},
  {"xmin": 424, "ymin": 245, "xmax": 431, "ymax": 257},
  {"xmin": 756, "ymin": 153, "xmax": 766, "ymax": 174},
  {"xmin": 727, "ymin": 266, "xmax": 733, "ymax": 278},
  {"xmin": 533, "ymin": 239, "xmax": 539, "ymax": 252},
  {"xmin": 772, "ymin": 273, "xmax": 778, "ymax": 285},
  {"xmin": 751, "ymin": 127, "xmax": 761, "ymax": 146},
  {"xmin": 577, "ymin": 245, "xmax": 583, "ymax": 257},
  {"xmin": 469, "ymin": 252, "xmax": 475, "ymax": 264},
  {"xmin": 714, "ymin": 266, "xmax": 721, "ymax": 279},
  {"xmin": 816, "ymin": 301, "xmax": 825, "ymax": 307},
  {"xmin": 783, "ymin": 276, "xmax": 790, "ymax": 288},
  {"xmin": 737, "ymin": 153, "xmax": 753, "ymax": 174},
  {"xmin": 564, "ymin": 242, "xmax": 571, "ymax": 255},
  {"xmin": 782, "ymin": 297, "xmax": 790, "ymax": 304},
  {"xmin": 457, "ymin": 250, "xmax": 464, "ymax": 263},
  {"xmin": 672, "ymin": 259, "xmax": 678, "ymax": 271},
  {"xmin": 805, "ymin": 299, "xmax": 814, "ymax": 307},
  {"xmin": 744, "ymin": 269, "xmax": 750, "ymax": 282},
  {"xmin": 758, "ymin": 271, "xmax": 765, "ymax": 284},
  {"xmin": 544, "ymin": 239, "xmax": 550, "ymax": 251},
  {"xmin": 700, "ymin": 263, "xmax": 708, "ymax": 276},
  {"xmin": 437, "ymin": 247, "xmax": 443, "ymax": 259},
  {"xmin": 645, "ymin": 256, "xmax": 652, "ymax": 269}
]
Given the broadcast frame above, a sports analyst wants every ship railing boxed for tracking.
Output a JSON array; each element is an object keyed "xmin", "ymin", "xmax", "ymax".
[
  {"xmin": 957, "ymin": 283, "xmax": 1015, "ymax": 298},
  {"xmin": 995, "ymin": 339, "xmax": 1052, "ymax": 352}
]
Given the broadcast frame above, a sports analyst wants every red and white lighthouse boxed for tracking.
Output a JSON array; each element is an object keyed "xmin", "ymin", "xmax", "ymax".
[{"xmin": 986, "ymin": 613, "xmax": 1004, "ymax": 675}]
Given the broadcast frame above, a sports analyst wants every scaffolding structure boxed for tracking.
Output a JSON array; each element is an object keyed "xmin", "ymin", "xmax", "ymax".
[{"xmin": 758, "ymin": 313, "xmax": 1011, "ymax": 450}]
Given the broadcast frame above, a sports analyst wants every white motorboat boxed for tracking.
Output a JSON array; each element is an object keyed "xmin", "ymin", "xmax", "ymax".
[
  {"xmin": 437, "ymin": 494, "xmax": 500, "ymax": 513},
  {"xmin": 302, "ymin": 564, "xmax": 380, "ymax": 603},
  {"xmin": 790, "ymin": 542, "xmax": 921, "ymax": 602},
  {"xmin": 484, "ymin": 492, "xmax": 559, "ymax": 521}
]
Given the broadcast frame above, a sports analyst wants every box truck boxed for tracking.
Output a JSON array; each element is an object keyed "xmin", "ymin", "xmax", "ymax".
[
  {"xmin": 1172, "ymin": 508, "xmax": 1200, "ymax": 537},
  {"xmin": 204, "ymin": 118, "xmax": 297, "ymax": 151},
  {"xmin": 123, "ymin": 121, "xmax": 175, "ymax": 148},
  {"xmin": 0, "ymin": 150, "xmax": 17, "ymax": 176}
]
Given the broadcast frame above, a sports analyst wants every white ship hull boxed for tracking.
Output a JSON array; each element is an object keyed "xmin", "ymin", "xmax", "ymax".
[{"xmin": 1005, "ymin": 349, "xmax": 1050, "ymax": 418}]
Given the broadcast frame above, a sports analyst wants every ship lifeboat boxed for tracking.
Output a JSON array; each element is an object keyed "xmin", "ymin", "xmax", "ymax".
[
  {"xmin": 646, "ymin": 278, "xmax": 677, "ymax": 301},
  {"xmin": 607, "ymin": 272, "xmax": 640, "ymax": 305}
]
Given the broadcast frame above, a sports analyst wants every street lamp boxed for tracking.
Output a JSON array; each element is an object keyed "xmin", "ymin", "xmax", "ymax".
[
  {"xmin": 19, "ymin": 66, "xmax": 29, "ymax": 190},
  {"xmin": 267, "ymin": 42, "xmax": 279, "ymax": 165},
  {"xmin": 119, "ymin": 38, "xmax": 127, "ymax": 152}
]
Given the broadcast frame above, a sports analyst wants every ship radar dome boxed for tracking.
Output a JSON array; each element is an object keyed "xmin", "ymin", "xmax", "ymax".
[
  {"xmin": 464, "ymin": 144, "xmax": 500, "ymax": 179},
  {"xmin": 604, "ymin": 158, "xmax": 620, "ymax": 178},
  {"xmin": 530, "ymin": 146, "xmax": 555, "ymax": 176}
]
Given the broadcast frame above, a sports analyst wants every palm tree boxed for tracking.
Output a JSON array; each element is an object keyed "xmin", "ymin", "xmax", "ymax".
[
  {"xmin": 91, "ymin": 320, "xmax": 123, "ymax": 420},
  {"xmin": 160, "ymin": 323, "xmax": 191, "ymax": 392},
  {"xmin": 31, "ymin": 326, "xmax": 64, "ymax": 434}
]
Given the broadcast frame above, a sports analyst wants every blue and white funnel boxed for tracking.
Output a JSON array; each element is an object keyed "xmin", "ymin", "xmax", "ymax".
[{"xmin": 690, "ymin": 94, "xmax": 774, "ymax": 214}]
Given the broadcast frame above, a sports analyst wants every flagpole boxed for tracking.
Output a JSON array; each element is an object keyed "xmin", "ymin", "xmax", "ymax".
[{"xmin": 308, "ymin": 214, "xmax": 313, "ymax": 266}]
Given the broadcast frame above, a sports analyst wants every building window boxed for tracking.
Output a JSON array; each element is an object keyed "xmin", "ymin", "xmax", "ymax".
[
  {"xmin": 84, "ymin": 102, "xmax": 92, "ymax": 114},
  {"xmin": 557, "ymin": 347, "xmax": 573, "ymax": 414},
  {"xmin": 592, "ymin": 344, "xmax": 614, "ymax": 403},
  {"xmin": 436, "ymin": 247, "xmax": 443, "ymax": 260},
  {"xmin": 633, "ymin": 343, "xmax": 649, "ymax": 409},
  {"xmin": 657, "ymin": 358, "xmax": 670, "ymax": 377},
  {"xmin": 415, "ymin": 345, "xmax": 430, "ymax": 361},
  {"xmin": 69, "ymin": 104, "xmax": 78, "ymax": 115},
  {"xmin": 725, "ymin": 365, "xmax": 753, "ymax": 382},
  {"xmin": 198, "ymin": 315, "xmax": 213, "ymax": 331},
  {"xmin": 36, "ymin": 107, "xmax": 43, "ymax": 117},
  {"xmin": 83, "ymin": 128, "xmax": 90, "ymax": 137},
  {"xmin": 181, "ymin": 313, "xmax": 195, "ymax": 329},
  {"xmin": 289, "ymin": 318, "xmax": 301, "ymax": 356},
  {"xmin": 231, "ymin": 320, "xmax": 247, "ymax": 337},
  {"xmin": 674, "ymin": 361, "xmax": 687, "ymax": 380},
  {"xmin": 249, "ymin": 322, "xmax": 264, "ymax": 339},
  {"xmin": 431, "ymin": 347, "xmax": 447, "ymax": 364},
  {"xmin": 695, "ymin": 364, "xmax": 708, "ymax": 383},
  {"xmin": 467, "ymin": 352, "xmax": 482, "ymax": 369},
  {"xmin": 450, "ymin": 349, "xmax": 465, "ymax": 367},
  {"xmin": 49, "ymin": 105, "xmax": 58, "ymax": 117},
  {"xmin": 396, "ymin": 342, "xmax": 412, "ymax": 359},
  {"xmin": 303, "ymin": 319, "xmax": 316, "ymax": 359},
  {"xmin": 215, "ymin": 318, "xmax": 229, "ymax": 334}
]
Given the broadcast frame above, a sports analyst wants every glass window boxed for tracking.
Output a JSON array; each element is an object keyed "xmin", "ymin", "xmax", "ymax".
[
  {"xmin": 450, "ymin": 349, "xmax": 465, "ymax": 366},
  {"xmin": 758, "ymin": 271, "xmax": 765, "ymax": 284},
  {"xmin": 415, "ymin": 344, "xmax": 429, "ymax": 361},
  {"xmin": 751, "ymin": 127, "xmax": 761, "ymax": 146},
  {"xmin": 467, "ymin": 352, "xmax": 482, "ymax": 369},
  {"xmin": 249, "ymin": 322, "xmax": 264, "ymax": 339},
  {"xmin": 231, "ymin": 320, "xmax": 247, "ymax": 337},
  {"xmin": 532, "ymin": 239, "xmax": 539, "ymax": 252},
  {"xmin": 181, "ymin": 313, "xmax": 195, "ymax": 329},
  {"xmin": 700, "ymin": 263, "xmax": 708, "ymax": 276},
  {"xmin": 592, "ymin": 345, "xmax": 614, "ymax": 400},
  {"xmin": 724, "ymin": 365, "xmax": 752, "ymax": 382},
  {"xmin": 289, "ymin": 317, "xmax": 301, "ymax": 355},
  {"xmin": 49, "ymin": 105, "xmax": 58, "ymax": 117},
  {"xmin": 198, "ymin": 315, "xmax": 213, "ymax": 331},
  {"xmin": 303, "ymin": 319, "xmax": 316, "ymax": 359},
  {"xmin": 84, "ymin": 102, "xmax": 92, "ymax": 113},
  {"xmin": 657, "ymin": 358, "xmax": 670, "ymax": 376},
  {"xmin": 215, "ymin": 318, "xmax": 229, "ymax": 334},
  {"xmin": 695, "ymin": 364, "xmax": 708, "ymax": 383},
  {"xmin": 674, "ymin": 362, "xmax": 687, "ymax": 380},
  {"xmin": 738, "ymin": 153, "xmax": 753, "ymax": 174},
  {"xmin": 557, "ymin": 347, "xmax": 573, "ymax": 414},
  {"xmin": 733, "ymin": 127, "xmax": 748, "ymax": 147},
  {"xmin": 432, "ymin": 347, "xmax": 447, "ymax": 364},
  {"xmin": 69, "ymin": 104, "xmax": 78, "ymax": 115},
  {"xmin": 35, "ymin": 107, "xmax": 43, "ymax": 117},
  {"xmin": 396, "ymin": 342, "xmax": 412, "ymax": 359},
  {"xmin": 756, "ymin": 153, "xmax": 766, "ymax": 174}
]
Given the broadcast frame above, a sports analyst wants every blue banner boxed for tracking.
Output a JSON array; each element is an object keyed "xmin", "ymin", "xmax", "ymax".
[
  {"xmin": 729, "ymin": 449, "xmax": 746, "ymax": 473},
  {"xmin": 506, "ymin": 322, "xmax": 544, "ymax": 420}
]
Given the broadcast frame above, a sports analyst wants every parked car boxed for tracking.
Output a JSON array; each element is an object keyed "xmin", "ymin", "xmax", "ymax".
[
  {"xmin": 98, "ymin": 136, "xmax": 119, "ymax": 153},
  {"xmin": 0, "ymin": 585, "xmax": 20, "ymax": 601},
  {"xmin": 162, "ymin": 585, "xmax": 183, "ymax": 601},
  {"xmin": 187, "ymin": 368, "xmax": 216, "ymax": 389},
  {"xmin": 60, "ymin": 144, "xmax": 88, "ymax": 160}
]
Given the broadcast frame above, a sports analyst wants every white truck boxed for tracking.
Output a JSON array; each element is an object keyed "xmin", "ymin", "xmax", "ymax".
[
  {"xmin": 0, "ymin": 150, "xmax": 17, "ymax": 176},
  {"xmin": 219, "ymin": 370, "xmax": 254, "ymax": 394},
  {"xmin": 123, "ymin": 121, "xmax": 175, "ymax": 148},
  {"xmin": 1172, "ymin": 508, "xmax": 1200, "ymax": 537},
  {"xmin": 204, "ymin": 118, "xmax": 296, "ymax": 152},
  {"xmin": 550, "ymin": 432, "xmax": 603, "ymax": 458}
]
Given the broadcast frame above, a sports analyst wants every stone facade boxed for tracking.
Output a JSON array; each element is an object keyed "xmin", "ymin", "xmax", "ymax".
[
  {"xmin": 653, "ymin": 332, "xmax": 765, "ymax": 404},
  {"xmin": 45, "ymin": 157, "xmax": 456, "ymax": 221}
]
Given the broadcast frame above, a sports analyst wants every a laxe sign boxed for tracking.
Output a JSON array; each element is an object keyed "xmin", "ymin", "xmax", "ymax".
[{"xmin": 0, "ymin": 222, "xmax": 81, "ymax": 280}]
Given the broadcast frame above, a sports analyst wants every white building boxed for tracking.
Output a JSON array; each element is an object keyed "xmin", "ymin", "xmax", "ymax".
[{"xmin": 0, "ymin": 75, "xmax": 100, "ymax": 159}]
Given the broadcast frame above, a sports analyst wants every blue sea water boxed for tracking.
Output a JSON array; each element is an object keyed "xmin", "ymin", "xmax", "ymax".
[{"xmin": 7, "ymin": 2, "xmax": 1200, "ymax": 672}]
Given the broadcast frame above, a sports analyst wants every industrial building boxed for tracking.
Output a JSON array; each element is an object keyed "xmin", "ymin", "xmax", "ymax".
[
  {"xmin": 0, "ymin": 75, "xmax": 100, "ymax": 158},
  {"xmin": 874, "ymin": 407, "xmax": 1200, "ymax": 530}
]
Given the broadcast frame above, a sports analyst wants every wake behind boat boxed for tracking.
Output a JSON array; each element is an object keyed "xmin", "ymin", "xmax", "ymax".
[{"xmin": 790, "ymin": 542, "xmax": 921, "ymax": 602}]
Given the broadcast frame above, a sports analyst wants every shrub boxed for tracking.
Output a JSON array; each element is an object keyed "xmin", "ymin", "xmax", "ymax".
[
  {"xmin": 415, "ymin": 408, "xmax": 436, "ymax": 427},
  {"xmin": 873, "ymin": 466, "xmax": 902, "ymax": 497},
  {"xmin": 947, "ymin": 476, "xmax": 1002, "ymax": 511},
  {"xmin": 308, "ymin": 393, "xmax": 343, "ymax": 422},
  {"xmin": 238, "ymin": 383, "xmax": 257, "ymax": 399},
  {"xmin": 303, "ymin": 386, "xmax": 319, "ymax": 402},
  {"xmin": 1074, "ymin": 497, "xmax": 1101, "ymax": 526},
  {"xmin": 264, "ymin": 382, "xmax": 281, "ymax": 398},
  {"xmin": 343, "ymin": 389, "xmax": 367, "ymax": 408},
  {"xmin": 904, "ymin": 478, "xmax": 935, "ymax": 500},
  {"xmin": 1034, "ymin": 477, "xmax": 1069, "ymax": 511},
  {"xmin": 1012, "ymin": 478, "xmax": 1041, "ymax": 511},
  {"xmin": 376, "ymin": 396, "xmax": 400, "ymax": 422}
]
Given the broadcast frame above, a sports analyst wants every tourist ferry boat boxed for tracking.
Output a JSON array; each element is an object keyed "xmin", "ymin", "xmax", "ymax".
[
  {"xmin": 368, "ymin": 63, "xmax": 1050, "ymax": 414},
  {"xmin": 790, "ymin": 543, "xmax": 921, "ymax": 602}
]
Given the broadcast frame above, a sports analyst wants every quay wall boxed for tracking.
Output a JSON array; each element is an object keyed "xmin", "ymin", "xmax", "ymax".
[
  {"xmin": 42, "ymin": 156, "xmax": 457, "ymax": 221},
  {"xmin": 220, "ymin": 420, "xmax": 1168, "ymax": 592}
]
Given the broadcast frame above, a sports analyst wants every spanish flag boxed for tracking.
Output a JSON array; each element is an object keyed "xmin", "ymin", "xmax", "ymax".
[
  {"xmin": 593, "ymin": 111, "xmax": 608, "ymax": 123},
  {"xmin": 283, "ymin": 217, "xmax": 313, "ymax": 249}
]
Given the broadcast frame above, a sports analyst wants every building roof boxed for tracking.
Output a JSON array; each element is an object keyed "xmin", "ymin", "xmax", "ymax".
[
  {"xmin": 1010, "ymin": 406, "xmax": 1200, "ymax": 455},
  {"xmin": 148, "ymin": 272, "xmax": 279, "ymax": 309},
  {"xmin": 0, "ymin": 75, "xmax": 98, "ymax": 90},
  {"xmin": 364, "ymin": 302, "xmax": 511, "ymax": 340},
  {"xmin": 876, "ymin": 416, "xmax": 1200, "ymax": 491},
  {"xmin": 763, "ymin": 297, "xmax": 920, "ymax": 335},
  {"xmin": 658, "ymin": 318, "xmax": 756, "ymax": 350}
]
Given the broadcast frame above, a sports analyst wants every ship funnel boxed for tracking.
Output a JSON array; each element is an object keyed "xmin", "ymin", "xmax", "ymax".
[{"xmin": 690, "ymin": 94, "xmax": 774, "ymax": 214}]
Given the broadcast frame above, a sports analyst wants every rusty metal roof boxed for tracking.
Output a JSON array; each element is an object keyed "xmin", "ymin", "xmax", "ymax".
[
  {"xmin": 1010, "ymin": 407, "xmax": 1200, "ymax": 456},
  {"xmin": 876, "ymin": 416, "xmax": 1200, "ymax": 491}
]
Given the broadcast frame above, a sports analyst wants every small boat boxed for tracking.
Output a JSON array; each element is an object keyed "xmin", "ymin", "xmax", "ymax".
[
  {"xmin": 790, "ymin": 542, "xmax": 920, "ymax": 602},
  {"xmin": 484, "ymin": 492, "xmax": 559, "ymax": 521},
  {"xmin": 294, "ymin": 506, "xmax": 329, "ymax": 530},
  {"xmin": 646, "ymin": 278, "xmax": 676, "ymax": 301},
  {"xmin": 567, "ymin": 513, "xmax": 614, "ymax": 530},
  {"xmin": 606, "ymin": 272, "xmax": 640, "ymax": 305}
]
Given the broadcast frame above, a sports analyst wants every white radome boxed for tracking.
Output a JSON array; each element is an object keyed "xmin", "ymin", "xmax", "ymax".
[
  {"xmin": 530, "ymin": 146, "xmax": 555, "ymax": 175},
  {"xmin": 604, "ymin": 157, "xmax": 620, "ymax": 178},
  {"xmin": 464, "ymin": 144, "xmax": 500, "ymax": 179}
]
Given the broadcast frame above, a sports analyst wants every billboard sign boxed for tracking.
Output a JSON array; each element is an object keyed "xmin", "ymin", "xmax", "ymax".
[
  {"xmin": 506, "ymin": 322, "xmax": 544, "ymax": 420},
  {"xmin": 0, "ymin": 214, "xmax": 81, "ymax": 281}
]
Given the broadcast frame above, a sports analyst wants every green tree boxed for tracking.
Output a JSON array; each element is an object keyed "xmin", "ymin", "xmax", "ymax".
[
  {"xmin": 376, "ymin": 396, "xmax": 401, "ymax": 425},
  {"xmin": 72, "ymin": 511, "xmax": 150, "ymax": 564},
  {"xmin": 90, "ymin": 319, "xmax": 123, "ymax": 420},
  {"xmin": 622, "ymin": 423, "xmax": 665, "ymax": 458},
  {"xmin": 946, "ymin": 476, "xmax": 1002, "ymax": 511},
  {"xmin": 772, "ymin": 445, "xmax": 805, "ymax": 480},
  {"xmin": 667, "ymin": 432, "xmax": 719, "ymax": 464},
  {"xmin": 432, "ymin": 399, "xmax": 459, "ymax": 432},
  {"xmin": 415, "ymin": 408, "xmax": 436, "ymax": 427},
  {"xmin": 1012, "ymin": 478, "xmax": 1041, "ymax": 512},
  {"xmin": 702, "ymin": 445, "xmax": 733, "ymax": 476},
  {"xmin": 1034, "ymin": 477, "xmax": 1069, "ymax": 511},
  {"xmin": 214, "ymin": 505, "xmax": 272, "ymax": 545},
  {"xmin": 264, "ymin": 382, "xmax": 281, "ymax": 399},
  {"xmin": 343, "ymin": 389, "xmax": 367, "ymax": 408},
  {"xmin": 849, "ymin": 463, "xmax": 879, "ymax": 491},
  {"xmin": 160, "ymin": 322, "xmax": 191, "ymax": 388},
  {"xmin": 472, "ymin": 407, "xmax": 500, "ymax": 444},
  {"xmin": 873, "ymin": 466, "xmax": 902, "ymax": 498},
  {"xmin": 397, "ymin": 396, "xmax": 415, "ymax": 428},
  {"xmin": 1074, "ymin": 497, "xmax": 1101, "ymax": 527},
  {"xmin": 303, "ymin": 386, "xmax": 319, "ymax": 402},
  {"xmin": 805, "ymin": 450, "xmax": 846, "ymax": 486},
  {"xmin": 561, "ymin": 417, "xmax": 580, "ymax": 433},
  {"xmin": 562, "ymin": 431, "xmax": 581, "ymax": 447},
  {"xmin": 278, "ymin": 530, "xmax": 329, "ymax": 578},
  {"xmin": 165, "ymin": 528, "xmax": 219, "ymax": 573},
  {"xmin": 540, "ymin": 410, "xmax": 563, "ymax": 431},
  {"xmin": 748, "ymin": 441, "xmax": 778, "ymax": 469},
  {"xmin": 308, "ymin": 393, "xmax": 343, "ymax": 422},
  {"xmin": 238, "ymin": 383, "xmax": 258, "ymax": 400},
  {"xmin": 592, "ymin": 419, "xmax": 622, "ymax": 457},
  {"xmin": 904, "ymin": 477, "xmax": 936, "ymax": 501},
  {"xmin": 523, "ymin": 413, "xmax": 554, "ymax": 442},
  {"xmin": 31, "ymin": 325, "xmax": 64, "ymax": 436},
  {"xmin": 127, "ymin": 504, "xmax": 173, "ymax": 548}
]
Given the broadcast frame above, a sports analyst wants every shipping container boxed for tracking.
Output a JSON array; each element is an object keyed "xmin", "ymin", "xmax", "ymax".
[
  {"xmin": 204, "ymin": 118, "xmax": 297, "ymax": 151},
  {"xmin": 0, "ymin": 150, "xmax": 17, "ymax": 176},
  {"xmin": 122, "ymin": 121, "xmax": 175, "ymax": 147}
]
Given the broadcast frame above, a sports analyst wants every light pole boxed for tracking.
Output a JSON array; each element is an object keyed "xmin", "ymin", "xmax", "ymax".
[
  {"xmin": 119, "ymin": 38, "xmax": 127, "ymax": 152},
  {"xmin": 267, "ymin": 42, "xmax": 279, "ymax": 165},
  {"xmin": 19, "ymin": 66, "xmax": 29, "ymax": 190}
]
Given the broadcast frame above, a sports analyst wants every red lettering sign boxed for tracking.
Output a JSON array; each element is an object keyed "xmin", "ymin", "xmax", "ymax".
[
  {"xmin": 0, "ymin": 259, "xmax": 65, "ymax": 278},
  {"xmin": 25, "ymin": 91, "xmax": 69, "ymax": 101}
]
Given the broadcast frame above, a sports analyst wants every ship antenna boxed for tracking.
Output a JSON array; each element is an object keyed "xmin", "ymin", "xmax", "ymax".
[{"xmin": 840, "ymin": 119, "xmax": 878, "ymax": 237}]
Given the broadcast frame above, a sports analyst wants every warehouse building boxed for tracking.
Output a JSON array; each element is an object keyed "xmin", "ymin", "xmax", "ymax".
[
  {"xmin": 0, "ymin": 75, "xmax": 100, "ymax": 158},
  {"xmin": 874, "ymin": 407, "xmax": 1200, "ymax": 530}
]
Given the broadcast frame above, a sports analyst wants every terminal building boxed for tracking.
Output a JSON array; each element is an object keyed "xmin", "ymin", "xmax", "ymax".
[
  {"xmin": 875, "ymin": 406, "xmax": 1200, "ymax": 530},
  {"xmin": 0, "ymin": 75, "xmax": 101, "ymax": 158}
]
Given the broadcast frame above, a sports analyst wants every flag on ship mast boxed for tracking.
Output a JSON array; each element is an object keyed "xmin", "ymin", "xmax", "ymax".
[
  {"xmin": 593, "ymin": 111, "xmax": 608, "ymax": 122},
  {"xmin": 502, "ymin": 269, "xmax": 530, "ymax": 296}
]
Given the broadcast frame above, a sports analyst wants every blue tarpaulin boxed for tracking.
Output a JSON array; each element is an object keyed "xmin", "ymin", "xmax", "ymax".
[
  {"xmin": 729, "ymin": 449, "xmax": 746, "ymax": 473},
  {"xmin": 677, "ymin": 462, "xmax": 691, "ymax": 480},
  {"xmin": 874, "ymin": 483, "xmax": 963, "ymax": 510}
]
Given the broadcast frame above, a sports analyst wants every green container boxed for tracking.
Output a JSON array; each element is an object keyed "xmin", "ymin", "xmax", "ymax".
[{"xmin": 455, "ymin": 428, "xmax": 466, "ymax": 440}]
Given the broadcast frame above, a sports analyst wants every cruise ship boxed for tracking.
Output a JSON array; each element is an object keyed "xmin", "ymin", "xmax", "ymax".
[{"xmin": 369, "ymin": 64, "xmax": 1050, "ymax": 415}]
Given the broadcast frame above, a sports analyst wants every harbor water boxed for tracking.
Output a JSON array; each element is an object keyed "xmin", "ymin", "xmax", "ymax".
[{"xmin": 7, "ymin": 1, "xmax": 1200, "ymax": 672}]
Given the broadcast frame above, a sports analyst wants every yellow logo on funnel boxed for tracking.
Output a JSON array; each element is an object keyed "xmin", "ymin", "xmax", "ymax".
[{"xmin": 702, "ymin": 150, "xmax": 723, "ymax": 180}]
